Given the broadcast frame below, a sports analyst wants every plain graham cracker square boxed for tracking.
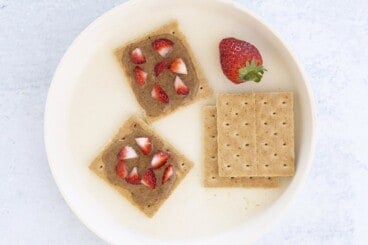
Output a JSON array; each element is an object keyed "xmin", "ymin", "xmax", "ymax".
[
  {"xmin": 217, "ymin": 93, "xmax": 258, "ymax": 177},
  {"xmin": 255, "ymin": 92, "xmax": 295, "ymax": 176},
  {"xmin": 216, "ymin": 92, "xmax": 295, "ymax": 177},
  {"xmin": 203, "ymin": 106, "xmax": 278, "ymax": 187}
]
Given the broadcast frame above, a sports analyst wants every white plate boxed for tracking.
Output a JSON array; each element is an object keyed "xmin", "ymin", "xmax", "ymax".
[{"xmin": 44, "ymin": 0, "xmax": 315, "ymax": 243}]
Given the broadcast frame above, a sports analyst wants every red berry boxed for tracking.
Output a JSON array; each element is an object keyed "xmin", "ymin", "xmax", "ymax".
[
  {"xmin": 154, "ymin": 61, "xmax": 168, "ymax": 77},
  {"xmin": 174, "ymin": 76, "xmax": 189, "ymax": 95},
  {"xmin": 151, "ymin": 151, "xmax": 170, "ymax": 169},
  {"xmin": 169, "ymin": 58, "xmax": 187, "ymax": 74},
  {"xmin": 116, "ymin": 160, "xmax": 128, "ymax": 178},
  {"xmin": 152, "ymin": 39, "xmax": 174, "ymax": 57},
  {"xmin": 151, "ymin": 84, "xmax": 169, "ymax": 103},
  {"xmin": 135, "ymin": 137, "xmax": 152, "ymax": 155},
  {"xmin": 162, "ymin": 164, "xmax": 174, "ymax": 184},
  {"xmin": 219, "ymin": 37, "xmax": 266, "ymax": 84},
  {"xmin": 130, "ymin": 48, "xmax": 146, "ymax": 64},
  {"xmin": 117, "ymin": 146, "xmax": 138, "ymax": 160},
  {"xmin": 141, "ymin": 169, "xmax": 156, "ymax": 189},
  {"xmin": 134, "ymin": 66, "xmax": 147, "ymax": 86},
  {"xmin": 125, "ymin": 167, "xmax": 141, "ymax": 185}
]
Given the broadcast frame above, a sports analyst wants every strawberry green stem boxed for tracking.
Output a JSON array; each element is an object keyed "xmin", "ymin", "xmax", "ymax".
[{"xmin": 238, "ymin": 59, "xmax": 267, "ymax": 83}]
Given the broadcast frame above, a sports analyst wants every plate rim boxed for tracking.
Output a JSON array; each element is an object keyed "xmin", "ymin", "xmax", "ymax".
[{"xmin": 44, "ymin": 0, "xmax": 316, "ymax": 243}]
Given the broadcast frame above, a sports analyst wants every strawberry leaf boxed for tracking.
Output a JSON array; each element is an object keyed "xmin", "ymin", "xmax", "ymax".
[{"xmin": 238, "ymin": 59, "xmax": 267, "ymax": 83}]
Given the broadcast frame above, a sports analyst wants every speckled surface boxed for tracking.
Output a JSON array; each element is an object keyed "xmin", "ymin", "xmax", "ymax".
[{"xmin": 0, "ymin": 0, "xmax": 367, "ymax": 244}]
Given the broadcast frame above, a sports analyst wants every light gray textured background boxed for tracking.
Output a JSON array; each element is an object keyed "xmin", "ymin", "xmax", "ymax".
[{"xmin": 1, "ymin": 0, "xmax": 367, "ymax": 244}]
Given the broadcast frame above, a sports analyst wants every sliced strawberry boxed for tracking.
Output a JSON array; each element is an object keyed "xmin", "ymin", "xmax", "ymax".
[
  {"xmin": 154, "ymin": 61, "xmax": 168, "ymax": 77},
  {"xmin": 152, "ymin": 38, "xmax": 174, "ymax": 57},
  {"xmin": 133, "ymin": 66, "xmax": 147, "ymax": 86},
  {"xmin": 116, "ymin": 160, "xmax": 128, "ymax": 178},
  {"xmin": 151, "ymin": 84, "xmax": 169, "ymax": 103},
  {"xmin": 169, "ymin": 58, "xmax": 187, "ymax": 74},
  {"xmin": 174, "ymin": 76, "xmax": 189, "ymax": 95},
  {"xmin": 125, "ymin": 167, "xmax": 141, "ymax": 185},
  {"xmin": 135, "ymin": 137, "xmax": 152, "ymax": 155},
  {"xmin": 151, "ymin": 151, "xmax": 170, "ymax": 169},
  {"xmin": 118, "ymin": 146, "xmax": 138, "ymax": 160},
  {"xmin": 130, "ymin": 48, "xmax": 146, "ymax": 64},
  {"xmin": 162, "ymin": 164, "xmax": 174, "ymax": 184},
  {"xmin": 141, "ymin": 169, "xmax": 156, "ymax": 189}
]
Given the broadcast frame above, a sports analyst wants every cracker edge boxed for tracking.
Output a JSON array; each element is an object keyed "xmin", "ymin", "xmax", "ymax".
[
  {"xmin": 114, "ymin": 20, "xmax": 213, "ymax": 123},
  {"xmin": 89, "ymin": 115, "xmax": 194, "ymax": 218}
]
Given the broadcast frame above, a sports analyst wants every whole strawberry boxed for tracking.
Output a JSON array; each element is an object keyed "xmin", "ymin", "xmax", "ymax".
[{"xmin": 219, "ymin": 37, "xmax": 266, "ymax": 84}]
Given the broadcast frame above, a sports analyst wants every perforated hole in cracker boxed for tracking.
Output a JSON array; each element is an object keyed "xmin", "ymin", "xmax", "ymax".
[{"xmin": 118, "ymin": 137, "xmax": 126, "ymax": 142}]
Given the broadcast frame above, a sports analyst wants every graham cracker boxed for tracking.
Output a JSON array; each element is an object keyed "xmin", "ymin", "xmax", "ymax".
[
  {"xmin": 216, "ymin": 93, "xmax": 257, "ymax": 177},
  {"xmin": 115, "ymin": 20, "xmax": 212, "ymax": 122},
  {"xmin": 89, "ymin": 116, "xmax": 193, "ymax": 218},
  {"xmin": 203, "ymin": 106, "xmax": 278, "ymax": 187},
  {"xmin": 255, "ymin": 92, "xmax": 295, "ymax": 176}
]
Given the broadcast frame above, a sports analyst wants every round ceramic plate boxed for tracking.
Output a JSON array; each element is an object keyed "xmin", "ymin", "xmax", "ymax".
[{"xmin": 44, "ymin": 0, "xmax": 315, "ymax": 243}]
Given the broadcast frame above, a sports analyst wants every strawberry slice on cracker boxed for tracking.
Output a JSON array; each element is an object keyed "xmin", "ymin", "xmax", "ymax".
[
  {"xmin": 116, "ymin": 160, "xmax": 128, "ymax": 178},
  {"xmin": 134, "ymin": 66, "xmax": 147, "ymax": 86},
  {"xmin": 151, "ymin": 84, "xmax": 169, "ymax": 103},
  {"xmin": 174, "ymin": 76, "xmax": 189, "ymax": 95},
  {"xmin": 162, "ymin": 164, "xmax": 174, "ymax": 184},
  {"xmin": 125, "ymin": 167, "xmax": 141, "ymax": 185},
  {"xmin": 151, "ymin": 151, "xmax": 170, "ymax": 169},
  {"xmin": 118, "ymin": 146, "xmax": 138, "ymax": 160},
  {"xmin": 169, "ymin": 58, "xmax": 187, "ymax": 74},
  {"xmin": 152, "ymin": 38, "xmax": 174, "ymax": 57},
  {"xmin": 135, "ymin": 137, "xmax": 152, "ymax": 155},
  {"xmin": 130, "ymin": 48, "xmax": 146, "ymax": 64},
  {"xmin": 154, "ymin": 61, "xmax": 169, "ymax": 77},
  {"xmin": 141, "ymin": 169, "xmax": 156, "ymax": 189}
]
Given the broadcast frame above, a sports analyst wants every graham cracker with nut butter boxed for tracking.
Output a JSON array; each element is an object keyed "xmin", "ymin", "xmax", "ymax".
[
  {"xmin": 89, "ymin": 116, "xmax": 193, "ymax": 218},
  {"xmin": 216, "ymin": 93, "xmax": 258, "ymax": 177},
  {"xmin": 255, "ymin": 92, "xmax": 295, "ymax": 176},
  {"xmin": 203, "ymin": 106, "xmax": 278, "ymax": 187},
  {"xmin": 115, "ymin": 20, "xmax": 212, "ymax": 122}
]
